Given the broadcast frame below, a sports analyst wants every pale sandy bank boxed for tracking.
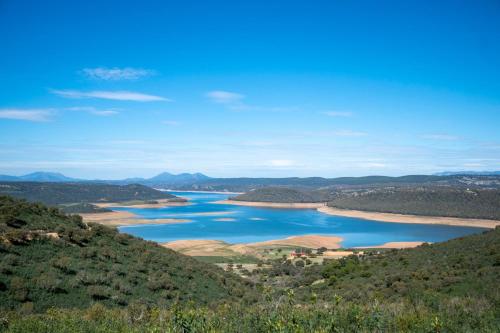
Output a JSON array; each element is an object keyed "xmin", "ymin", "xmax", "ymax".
[
  {"xmin": 162, "ymin": 235, "xmax": 344, "ymax": 258},
  {"xmin": 80, "ymin": 211, "xmax": 191, "ymax": 227},
  {"xmin": 318, "ymin": 206, "xmax": 500, "ymax": 229},
  {"xmin": 215, "ymin": 200, "xmax": 326, "ymax": 209},
  {"xmin": 94, "ymin": 198, "xmax": 191, "ymax": 209},
  {"xmin": 355, "ymin": 241, "xmax": 425, "ymax": 249},
  {"xmin": 162, "ymin": 240, "xmax": 256, "ymax": 257},
  {"xmin": 323, "ymin": 250, "xmax": 355, "ymax": 258},
  {"xmin": 248, "ymin": 235, "xmax": 343, "ymax": 249}
]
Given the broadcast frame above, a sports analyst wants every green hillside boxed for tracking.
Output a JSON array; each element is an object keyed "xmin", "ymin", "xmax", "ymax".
[
  {"xmin": 232, "ymin": 187, "xmax": 321, "ymax": 202},
  {"xmin": 0, "ymin": 196, "xmax": 252, "ymax": 313},
  {"xmin": 231, "ymin": 186, "xmax": 341, "ymax": 203},
  {"xmin": 328, "ymin": 187, "xmax": 500, "ymax": 220},
  {"xmin": 0, "ymin": 182, "xmax": 177, "ymax": 205},
  {"xmin": 0, "ymin": 182, "xmax": 183, "ymax": 213},
  {"xmin": 232, "ymin": 186, "xmax": 500, "ymax": 220},
  {"xmin": 290, "ymin": 228, "xmax": 500, "ymax": 304}
]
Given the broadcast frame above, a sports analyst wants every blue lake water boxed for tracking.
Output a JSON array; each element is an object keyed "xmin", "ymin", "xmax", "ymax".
[{"xmin": 117, "ymin": 191, "xmax": 487, "ymax": 248}]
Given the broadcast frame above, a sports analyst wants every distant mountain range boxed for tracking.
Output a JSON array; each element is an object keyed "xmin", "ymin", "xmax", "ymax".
[
  {"xmin": 0, "ymin": 172, "xmax": 80, "ymax": 182},
  {"xmin": 0, "ymin": 171, "xmax": 211, "ymax": 186},
  {"xmin": 434, "ymin": 171, "xmax": 500, "ymax": 176},
  {"xmin": 1, "ymin": 171, "xmax": 500, "ymax": 192}
]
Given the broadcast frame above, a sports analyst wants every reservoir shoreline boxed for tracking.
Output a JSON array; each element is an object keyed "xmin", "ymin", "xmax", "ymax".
[{"xmin": 217, "ymin": 199, "xmax": 500, "ymax": 229}]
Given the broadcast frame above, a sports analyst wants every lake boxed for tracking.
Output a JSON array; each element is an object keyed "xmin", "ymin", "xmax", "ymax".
[{"xmin": 117, "ymin": 191, "xmax": 486, "ymax": 247}]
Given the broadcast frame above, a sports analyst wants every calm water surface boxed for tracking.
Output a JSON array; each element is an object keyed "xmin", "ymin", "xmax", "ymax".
[{"xmin": 117, "ymin": 191, "xmax": 486, "ymax": 247}]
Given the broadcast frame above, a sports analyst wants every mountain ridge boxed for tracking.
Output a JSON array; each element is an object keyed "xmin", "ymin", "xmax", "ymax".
[{"xmin": 2, "ymin": 171, "xmax": 500, "ymax": 192}]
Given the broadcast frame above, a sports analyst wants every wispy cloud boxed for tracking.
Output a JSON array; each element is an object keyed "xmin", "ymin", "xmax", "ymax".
[
  {"xmin": 80, "ymin": 67, "xmax": 155, "ymax": 80},
  {"xmin": 66, "ymin": 106, "xmax": 119, "ymax": 116},
  {"xmin": 333, "ymin": 129, "xmax": 368, "ymax": 137},
  {"xmin": 421, "ymin": 134, "xmax": 460, "ymax": 141},
  {"xmin": 322, "ymin": 111, "xmax": 353, "ymax": 117},
  {"xmin": 51, "ymin": 89, "xmax": 170, "ymax": 102},
  {"xmin": 206, "ymin": 91, "xmax": 245, "ymax": 104},
  {"xmin": 162, "ymin": 120, "xmax": 180, "ymax": 126},
  {"xmin": 205, "ymin": 90, "xmax": 296, "ymax": 112},
  {"xmin": 0, "ymin": 109, "xmax": 53, "ymax": 122}
]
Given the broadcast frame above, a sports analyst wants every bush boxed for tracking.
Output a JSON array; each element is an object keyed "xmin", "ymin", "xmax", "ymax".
[{"xmin": 87, "ymin": 286, "xmax": 112, "ymax": 300}]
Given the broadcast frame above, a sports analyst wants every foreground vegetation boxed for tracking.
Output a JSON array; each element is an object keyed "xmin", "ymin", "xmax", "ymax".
[
  {"xmin": 0, "ymin": 195, "xmax": 499, "ymax": 332},
  {"xmin": 2, "ymin": 298, "xmax": 498, "ymax": 333},
  {"xmin": 0, "ymin": 196, "xmax": 251, "ymax": 313}
]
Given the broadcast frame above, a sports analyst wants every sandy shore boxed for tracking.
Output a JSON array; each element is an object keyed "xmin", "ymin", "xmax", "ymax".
[
  {"xmin": 355, "ymin": 241, "xmax": 424, "ymax": 249},
  {"xmin": 80, "ymin": 211, "xmax": 191, "ymax": 227},
  {"xmin": 80, "ymin": 211, "xmax": 138, "ymax": 221},
  {"xmin": 94, "ymin": 198, "xmax": 190, "ymax": 209},
  {"xmin": 217, "ymin": 199, "xmax": 500, "ymax": 228},
  {"xmin": 215, "ymin": 200, "xmax": 326, "ymax": 209},
  {"xmin": 162, "ymin": 239, "xmax": 261, "ymax": 257},
  {"xmin": 323, "ymin": 250, "xmax": 355, "ymax": 258},
  {"xmin": 162, "ymin": 235, "xmax": 344, "ymax": 257},
  {"xmin": 318, "ymin": 206, "xmax": 500, "ymax": 229},
  {"xmin": 248, "ymin": 235, "xmax": 343, "ymax": 249}
]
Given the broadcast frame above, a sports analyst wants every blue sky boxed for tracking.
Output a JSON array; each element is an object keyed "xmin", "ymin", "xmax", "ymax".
[{"xmin": 1, "ymin": 0, "xmax": 499, "ymax": 179}]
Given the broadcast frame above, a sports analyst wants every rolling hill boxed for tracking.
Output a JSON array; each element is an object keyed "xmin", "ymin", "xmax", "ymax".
[
  {"xmin": 231, "ymin": 187, "xmax": 335, "ymax": 203},
  {"xmin": 328, "ymin": 187, "xmax": 500, "ymax": 220},
  {"xmin": 0, "ymin": 182, "xmax": 184, "ymax": 214},
  {"xmin": 0, "ymin": 196, "xmax": 252, "ymax": 312},
  {"xmin": 0, "ymin": 182, "xmax": 177, "ymax": 206}
]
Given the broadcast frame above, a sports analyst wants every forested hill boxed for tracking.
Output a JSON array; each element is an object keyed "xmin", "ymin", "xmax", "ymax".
[
  {"xmin": 0, "ymin": 196, "xmax": 252, "ymax": 312},
  {"xmin": 294, "ymin": 227, "xmax": 500, "ymax": 310},
  {"xmin": 166, "ymin": 174, "xmax": 500, "ymax": 192},
  {"xmin": 328, "ymin": 187, "xmax": 500, "ymax": 220},
  {"xmin": 231, "ymin": 187, "xmax": 335, "ymax": 203},
  {"xmin": 0, "ymin": 182, "xmax": 178, "ymax": 205},
  {"xmin": 231, "ymin": 186, "xmax": 500, "ymax": 220}
]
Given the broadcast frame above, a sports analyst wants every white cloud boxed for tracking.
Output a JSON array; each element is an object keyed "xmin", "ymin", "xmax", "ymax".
[
  {"xmin": 322, "ymin": 111, "xmax": 353, "ymax": 117},
  {"xmin": 52, "ymin": 89, "xmax": 170, "ymax": 102},
  {"xmin": 66, "ymin": 106, "xmax": 119, "ymax": 116},
  {"xmin": 269, "ymin": 159, "xmax": 295, "ymax": 167},
  {"xmin": 91, "ymin": 110, "xmax": 119, "ymax": 116},
  {"xmin": 333, "ymin": 129, "xmax": 367, "ymax": 137},
  {"xmin": 205, "ymin": 90, "xmax": 297, "ymax": 112},
  {"xmin": 206, "ymin": 90, "xmax": 245, "ymax": 104},
  {"xmin": 421, "ymin": 134, "xmax": 460, "ymax": 141},
  {"xmin": 0, "ymin": 109, "xmax": 53, "ymax": 122},
  {"xmin": 162, "ymin": 120, "xmax": 180, "ymax": 126},
  {"xmin": 80, "ymin": 67, "xmax": 155, "ymax": 80}
]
